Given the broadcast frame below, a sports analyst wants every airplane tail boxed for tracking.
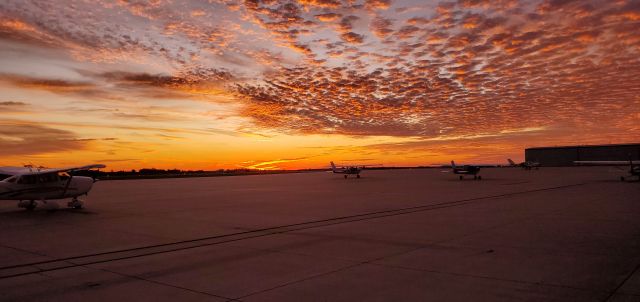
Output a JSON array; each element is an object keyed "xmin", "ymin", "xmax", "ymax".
[
  {"xmin": 451, "ymin": 161, "xmax": 456, "ymax": 168},
  {"xmin": 330, "ymin": 161, "xmax": 337, "ymax": 172},
  {"xmin": 508, "ymin": 159, "xmax": 516, "ymax": 166}
]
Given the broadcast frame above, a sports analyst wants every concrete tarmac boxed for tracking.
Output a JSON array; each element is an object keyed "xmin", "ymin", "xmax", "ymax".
[{"xmin": 0, "ymin": 167, "xmax": 639, "ymax": 301}]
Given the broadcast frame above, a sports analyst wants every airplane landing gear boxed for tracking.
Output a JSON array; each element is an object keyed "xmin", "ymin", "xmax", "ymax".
[
  {"xmin": 344, "ymin": 175, "xmax": 348, "ymax": 179},
  {"xmin": 68, "ymin": 197, "xmax": 84, "ymax": 209},
  {"xmin": 621, "ymin": 176, "xmax": 625, "ymax": 181},
  {"xmin": 459, "ymin": 175, "xmax": 463, "ymax": 180},
  {"xmin": 477, "ymin": 175, "xmax": 482, "ymax": 180},
  {"xmin": 18, "ymin": 200, "xmax": 36, "ymax": 210},
  {"xmin": 356, "ymin": 174, "xmax": 360, "ymax": 178}
]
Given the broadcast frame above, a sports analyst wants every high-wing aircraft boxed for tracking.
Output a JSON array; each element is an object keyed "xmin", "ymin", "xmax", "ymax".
[
  {"xmin": 450, "ymin": 161, "xmax": 482, "ymax": 180},
  {"xmin": 508, "ymin": 158, "xmax": 540, "ymax": 170},
  {"xmin": 330, "ymin": 161, "xmax": 363, "ymax": 178},
  {"xmin": 0, "ymin": 164, "xmax": 106, "ymax": 210},
  {"xmin": 574, "ymin": 160, "xmax": 639, "ymax": 181}
]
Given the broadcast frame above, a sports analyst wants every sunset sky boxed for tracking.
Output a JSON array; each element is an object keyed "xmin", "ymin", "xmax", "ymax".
[{"xmin": 1, "ymin": 0, "xmax": 639, "ymax": 170}]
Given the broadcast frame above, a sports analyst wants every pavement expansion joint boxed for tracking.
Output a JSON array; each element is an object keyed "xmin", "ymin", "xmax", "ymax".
[{"xmin": 603, "ymin": 263, "xmax": 640, "ymax": 302}]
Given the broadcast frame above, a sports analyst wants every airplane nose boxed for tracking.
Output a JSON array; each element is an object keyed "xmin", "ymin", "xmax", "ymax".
[
  {"xmin": 84, "ymin": 177, "xmax": 94, "ymax": 191},
  {"xmin": 75, "ymin": 176, "xmax": 94, "ymax": 194}
]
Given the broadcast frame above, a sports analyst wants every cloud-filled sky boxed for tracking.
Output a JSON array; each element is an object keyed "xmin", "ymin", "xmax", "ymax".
[{"xmin": 0, "ymin": 0, "xmax": 639, "ymax": 170}]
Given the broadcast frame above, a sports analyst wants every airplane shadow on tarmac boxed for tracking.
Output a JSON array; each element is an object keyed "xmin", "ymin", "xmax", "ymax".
[
  {"xmin": 0, "ymin": 207, "xmax": 99, "ymax": 217},
  {"xmin": 442, "ymin": 177, "xmax": 505, "ymax": 182}
]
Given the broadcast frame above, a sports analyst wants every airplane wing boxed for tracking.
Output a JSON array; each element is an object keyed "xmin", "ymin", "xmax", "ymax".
[
  {"xmin": 574, "ymin": 161, "xmax": 640, "ymax": 165},
  {"xmin": 455, "ymin": 164, "xmax": 499, "ymax": 167},
  {"xmin": 442, "ymin": 162, "xmax": 499, "ymax": 167},
  {"xmin": 0, "ymin": 167, "xmax": 32, "ymax": 176},
  {"xmin": 19, "ymin": 164, "xmax": 106, "ymax": 176}
]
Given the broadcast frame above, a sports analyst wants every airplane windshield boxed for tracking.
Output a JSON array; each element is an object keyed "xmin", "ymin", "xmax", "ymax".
[
  {"xmin": 15, "ymin": 173, "xmax": 60, "ymax": 184},
  {"xmin": 38, "ymin": 173, "xmax": 59, "ymax": 183},
  {"xmin": 17, "ymin": 175, "xmax": 37, "ymax": 184}
]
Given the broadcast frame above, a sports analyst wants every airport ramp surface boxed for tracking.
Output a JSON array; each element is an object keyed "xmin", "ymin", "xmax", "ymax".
[{"xmin": 1, "ymin": 167, "xmax": 639, "ymax": 301}]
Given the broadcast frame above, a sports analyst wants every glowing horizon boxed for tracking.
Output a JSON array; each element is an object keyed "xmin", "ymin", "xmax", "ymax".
[{"xmin": 1, "ymin": 0, "xmax": 639, "ymax": 171}]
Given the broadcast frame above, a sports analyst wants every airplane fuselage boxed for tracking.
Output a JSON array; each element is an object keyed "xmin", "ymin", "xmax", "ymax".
[
  {"xmin": 333, "ymin": 167, "xmax": 362, "ymax": 178},
  {"xmin": 330, "ymin": 162, "xmax": 363, "ymax": 178},
  {"xmin": 337, "ymin": 167, "xmax": 361, "ymax": 175},
  {"xmin": 521, "ymin": 162, "xmax": 540, "ymax": 170},
  {"xmin": 0, "ymin": 176, "xmax": 94, "ymax": 201},
  {"xmin": 453, "ymin": 166, "xmax": 480, "ymax": 175},
  {"xmin": 508, "ymin": 159, "xmax": 540, "ymax": 170}
]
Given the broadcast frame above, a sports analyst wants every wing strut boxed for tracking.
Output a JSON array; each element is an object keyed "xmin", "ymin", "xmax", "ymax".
[{"xmin": 61, "ymin": 175, "xmax": 73, "ymax": 198}]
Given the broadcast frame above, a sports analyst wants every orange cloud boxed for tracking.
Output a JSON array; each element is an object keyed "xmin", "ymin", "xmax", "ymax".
[
  {"xmin": 365, "ymin": 0, "xmax": 392, "ymax": 10},
  {"xmin": 315, "ymin": 13, "xmax": 341, "ymax": 22},
  {"xmin": 297, "ymin": 0, "xmax": 341, "ymax": 9},
  {"xmin": 1, "ymin": 74, "xmax": 96, "ymax": 94},
  {"xmin": 0, "ymin": 122, "xmax": 88, "ymax": 156}
]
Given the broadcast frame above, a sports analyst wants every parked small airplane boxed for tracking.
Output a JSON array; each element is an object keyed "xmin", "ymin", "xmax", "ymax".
[
  {"xmin": 574, "ymin": 160, "xmax": 639, "ymax": 181},
  {"xmin": 0, "ymin": 164, "xmax": 106, "ymax": 210},
  {"xmin": 450, "ymin": 161, "xmax": 482, "ymax": 180},
  {"xmin": 330, "ymin": 161, "xmax": 363, "ymax": 178},
  {"xmin": 508, "ymin": 159, "xmax": 540, "ymax": 170}
]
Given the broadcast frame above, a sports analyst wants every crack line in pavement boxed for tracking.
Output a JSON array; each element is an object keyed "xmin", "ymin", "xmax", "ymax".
[
  {"xmin": 604, "ymin": 263, "xmax": 640, "ymax": 302},
  {"xmin": 93, "ymin": 265, "xmax": 234, "ymax": 300}
]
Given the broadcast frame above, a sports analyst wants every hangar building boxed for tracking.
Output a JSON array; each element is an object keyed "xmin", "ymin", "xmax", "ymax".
[{"xmin": 525, "ymin": 143, "xmax": 640, "ymax": 166}]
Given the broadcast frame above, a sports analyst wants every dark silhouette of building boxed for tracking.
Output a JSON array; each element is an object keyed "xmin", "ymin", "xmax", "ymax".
[{"xmin": 525, "ymin": 143, "xmax": 640, "ymax": 166}]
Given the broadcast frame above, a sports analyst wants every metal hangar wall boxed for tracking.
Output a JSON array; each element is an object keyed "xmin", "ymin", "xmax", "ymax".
[{"xmin": 525, "ymin": 143, "xmax": 640, "ymax": 166}]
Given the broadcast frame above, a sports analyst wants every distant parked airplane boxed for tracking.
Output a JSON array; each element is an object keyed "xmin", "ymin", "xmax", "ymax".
[
  {"xmin": 508, "ymin": 159, "xmax": 540, "ymax": 170},
  {"xmin": 330, "ymin": 161, "xmax": 364, "ymax": 179},
  {"xmin": 574, "ymin": 160, "xmax": 639, "ymax": 181},
  {"xmin": 0, "ymin": 164, "xmax": 106, "ymax": 210},
  {"xmin": 450, "ymin": 161, "xmax": 482, "ymax": 180}
]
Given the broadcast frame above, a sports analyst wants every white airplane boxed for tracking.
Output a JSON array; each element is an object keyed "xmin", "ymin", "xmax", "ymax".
[
  {"xmin": 574, "ymin": 160, "xmax": 639, "ymax": 181},
  {"xmin": 508, "ymin": 158, "xmax": 540, "ymax": 170},
  {"xmin": 0, "ymin": 164, "xmax": 105, "ymax": 210},
  {"xmin": 330, "ymin": 161, "xmax": 364, "ymax": 179},
  {"xmin": 450, "ymin": 161, "xmax": 482, "ymax": 180}
]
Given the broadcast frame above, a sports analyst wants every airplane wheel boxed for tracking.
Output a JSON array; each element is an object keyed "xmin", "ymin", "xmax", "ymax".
[
  {"xmin": 26, "ymin": 200, "xmax": 36, "ymax": 211},
  {"xmin": 344, "ymin": 175, "xmax": 348, "ymax": 179},
  {"xmin": 356, "ymin": 174, "xmax": 360, "ymax": 178},
  {"xmin": 478, "ymin": 176, "xmax": 482, "ymax": 180},
  {"xmin": 68, "ymin": 198, "xmax": 84, "ymax": 209},
  {"xmin": 621, "ymin": 176, "xmax": 625, "ymax": 181},
  {"xmin": 473, "ymin": 175, "xmax": 477, "ymax": 180},
  {"xmin": 459, "ymin": 175, "xmax": 463, "ymax": 180}
]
